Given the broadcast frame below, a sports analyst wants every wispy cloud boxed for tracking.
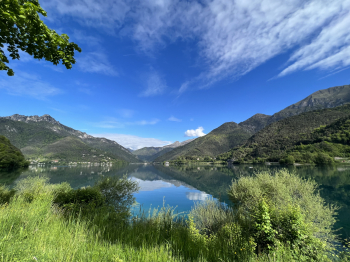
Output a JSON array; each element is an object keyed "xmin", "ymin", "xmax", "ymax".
[
  {"xmin": 91, "ymin": 133, "xmax": 172, "ymax": 150},
  {"xmin": 168, "ymin": 116, "xmax": 182, "ymax": 122},
  {"xmin": 78, "ymin": 87, "xmax": 93, "ymax": 95},
  {"xmin": 77, "ymin": 52, "xmax": 118, "ymax": 76},
  {"xmin": 42, "ymin": 0, "xmax": 130, "ymax": 29},
  {"xmin": 0, "ymin": 71, "xmax": 62, "ymax": 100},
  {"xmin": 130, "ymin": 119, "xmax": 160, "ymax": 125},
  {"xmin": 93, "ymin": 117, "xmax": 159, "ymax": 129},
  {"xmin": 117, "ymin": 109, "xmax": 135, "ymax": 118},
  {"xmin": 44, "ymin": 0, "xmax": 350, "ymax": 88},
  {"xmin": 184, "ymin": 126, "xmax": 206, "ymax": 137},
  {"xmin": 139, "ymin": 70, "xmax": 166, "ymax": 97}
]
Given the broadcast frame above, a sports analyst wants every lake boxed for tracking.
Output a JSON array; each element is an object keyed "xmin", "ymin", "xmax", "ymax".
[{"xmin": 1, "ymin": 163, "xmax": 349, "ymax": 239}]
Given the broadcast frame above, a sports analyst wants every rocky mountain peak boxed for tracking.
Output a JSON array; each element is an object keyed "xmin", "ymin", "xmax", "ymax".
[{"xmin": 3, "ymin": 114, "xmax": 60, "ymax": 124}]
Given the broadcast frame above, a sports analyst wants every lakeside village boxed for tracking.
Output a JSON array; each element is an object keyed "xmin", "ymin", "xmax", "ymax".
[{"xmin": 28, "ymin": 153, "xmax": 115, "ymax": 167}]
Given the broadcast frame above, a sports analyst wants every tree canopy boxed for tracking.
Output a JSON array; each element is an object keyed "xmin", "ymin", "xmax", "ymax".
[{"xmin": 0, "ymin": 0, "xmax": 81, "ymax": 76}]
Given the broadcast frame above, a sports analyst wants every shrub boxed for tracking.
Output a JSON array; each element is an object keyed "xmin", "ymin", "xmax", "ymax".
[
  {"xmin": 53, "ymin": 186, "xmax": 105, "ymax": 215},
  {"xmin": 0, "ymin": 185, "xmax": 16, "ymax": 204},
  {"xmin": 228, "ymin": 169, "xmax": 337, "ymax": 257},
  {"xmin": 314, "ymin": 152, "xmax": 334, "ymax": 165},
  {"xmin": 95, "ymin": 175, "xmax": 139, "ymax": 216},
  {"xmin": 189, "ymin": 198, "xmax": 234, "ymax": 237}
]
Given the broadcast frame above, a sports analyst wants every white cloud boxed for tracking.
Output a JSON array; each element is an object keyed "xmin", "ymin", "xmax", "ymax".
[
  {"xmin": 77, "ymin": 52, "xmax": 118, "ymax": 76},
  {"xmin": 0, "ymin": 71, "xmax": 62, "ymax": 100},
  {"xmin": 43, "ymin": 0, "xmax": 350, "ymax": 87},
  {"xmin": 91, "ymin": 133, "xmax": 172, "ymax": 150},
  {"xmin": 168, "ymin": 116, "xmax": 182, "ymax": 122},
  {"xmin": 139, "ymin": 71, "xmax": 166, "ymax": 97},
  {"xmin": 184, "ymin": 126, "xmax": 206, "ymax": 137}
]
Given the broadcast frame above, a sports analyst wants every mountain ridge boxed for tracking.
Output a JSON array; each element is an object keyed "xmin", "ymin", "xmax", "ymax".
[{"xmin": 0, "ymin": 115, "xmax": 140, "ymax": 163}]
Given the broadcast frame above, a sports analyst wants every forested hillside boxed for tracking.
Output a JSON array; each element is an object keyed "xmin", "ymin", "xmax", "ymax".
[
  {"xmin": 154, "ymin": 122, "xmax": 252, "ymax": 162},
  {"xmin": 0, "ymin": 115, "xmax": 139, "ymax": 163},
  {"xmin": 218, "ymin": 104, "xmax": 350, "ymax": 164},
  {"xmin": 0, "ymin": 135, "xmax": 29, "ymax": 169},
  {"xmin": 133, "ymin": 139, "xmax": 194, "ymax": 162}
]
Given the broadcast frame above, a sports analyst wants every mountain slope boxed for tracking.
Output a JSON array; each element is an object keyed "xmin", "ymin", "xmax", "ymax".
[
  {"xmin": 154, "ymin": 122, "xmax": 252, "ymax": 162},
  {"xmin": 133, "ymin": 139, "xmax": 195, "ymax": 162},
  {"xmin": 0, "ymin": 135, "xmax": 29, "ymax": 169},
  {"xmin": 219, "ymin": 104, "xmax": 350, "ymax": 163},
  {"xmin": 267, "ymin": 84, "xmax": 350, "ymax": 125},
  {"xmin": 238, "ymin": 113, "xmax": 271, "ymax": 133},
  {"xmin": 0, "ymin": 115, "xmax": 139, "ymax": 163}
]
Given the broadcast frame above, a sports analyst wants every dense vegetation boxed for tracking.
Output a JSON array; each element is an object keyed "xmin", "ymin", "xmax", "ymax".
[
  {"xmin": 132, "ymin": 147, "xmax": 164, "ymax": 162},
  {"xmin": 219, "ymin": 104, "xmax": 350, "ymax": 164},
  {"xmin": 0, "ymin": 117, "xmax": 139, "ymax": 163},
  {"xmin": 0, "ymin": 170, "xmax": 348, "ymax": 261},
  {"xmin": 0, "ymin": 135, "xmax": 29, "ymax": 169},
  {"xmin": 155, "ymin": 122, "xmax": 252, "ymax": 162}
]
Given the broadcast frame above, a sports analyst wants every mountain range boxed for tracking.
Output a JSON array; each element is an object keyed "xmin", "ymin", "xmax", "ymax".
[
  {"xmin": 132, "ymin": 139, "xmax": 194, "ymax": 162},
  {"xmin": 1, "ymin": 84, "xmax": 350, "ymax": 164},
  {"xmin": 0, "ymin": 114, "xmax": 139, "ymax": 163},
  {"xmin": 152, "ymin": 84, "xmax": 350, "ymax": 162}
]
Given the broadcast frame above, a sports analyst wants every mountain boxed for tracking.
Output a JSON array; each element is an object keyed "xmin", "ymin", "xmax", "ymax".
[
  {"xmin": 238, "ymin": 113, "xmax": 271, "ymax": 133},
  {"xmin": 154, "ymin": 122, "xmax": 252, "ymax": 162},
  {"xmin": 267, "ymin": 84, "xmax": 350, "ymax": 125},
  {"xmin": 132, "ymin": 139, "xmax": 194, "ymax": 162},
  {"xmin": 0, "ymin": 114, "xmax": 140, "ymax": 163},
  {"xmin": 218, "ymin": 104, "xmax": 350, "ymax": 163},
  {"xmin": 0, "ymin": 135, "xmax": 29, "ymax": 169}
]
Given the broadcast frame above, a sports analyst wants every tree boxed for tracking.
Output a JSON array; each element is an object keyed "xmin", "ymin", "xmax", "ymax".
[{"xmin": 0, "ymin": 0, "xmax": 81, "ymax": 76}]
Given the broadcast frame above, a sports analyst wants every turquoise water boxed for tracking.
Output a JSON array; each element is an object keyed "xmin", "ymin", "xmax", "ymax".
[{"xmin": 1, "ymin": 163, "xmax": 349, "ymax": 239}]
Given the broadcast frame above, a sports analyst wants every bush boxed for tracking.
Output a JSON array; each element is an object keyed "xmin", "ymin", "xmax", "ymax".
[
  {"xmin": 189, "ymin": 198, "xmax": 234, "ymax": 237},
  {"xmin": 0, "ymin": 185, "xmax": 16, "ymax": 205},
  {"xmin": 314, "ymin": 152, "xmax": 334, "ymax": 165},
  {"xmin": 228, "ymin": 169, "xmax": 336, "ymax": 257},
  {"xmin": 53, "ymin": 186, "xmax": 105, "ymax": 215},
  {"xmin": 95, "ymin": 175, "xmax": 139, "ymax": 216}
]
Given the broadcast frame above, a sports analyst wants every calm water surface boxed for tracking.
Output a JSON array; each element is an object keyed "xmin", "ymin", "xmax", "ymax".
[{"xmin": 1, "ymin": 163, "xmax": 349, "ymax": 239}]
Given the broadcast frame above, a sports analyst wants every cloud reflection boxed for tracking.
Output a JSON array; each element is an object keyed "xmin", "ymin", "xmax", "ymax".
[
  {"xmin": 131, "ymin": 177, "xmax": 172, "ymax": 191},
  {"xmin": 186, "ymin": 192, "xmax": 209, "ymax": 201}
]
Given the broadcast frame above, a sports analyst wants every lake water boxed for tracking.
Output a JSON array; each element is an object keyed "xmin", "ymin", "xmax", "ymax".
[{"xmin": 1, "ymin": 163, "xmax": 349, "ymax": 239}]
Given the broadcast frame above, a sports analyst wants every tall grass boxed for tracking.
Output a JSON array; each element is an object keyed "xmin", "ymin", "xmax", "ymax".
[{"xmin": 0, "ymin": 174, "xmax": 348, "ymax": 261}]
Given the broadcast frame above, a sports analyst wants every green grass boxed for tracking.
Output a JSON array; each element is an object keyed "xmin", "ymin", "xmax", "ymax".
[{"xmin": 0, "ymin": 174, "xmax": 349, "ymax": 261}]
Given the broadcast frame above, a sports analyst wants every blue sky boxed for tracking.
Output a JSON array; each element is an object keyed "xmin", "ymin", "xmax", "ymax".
[{"xmin": 1, "ymin": 0, "xmax": 350, "ymax": 150}]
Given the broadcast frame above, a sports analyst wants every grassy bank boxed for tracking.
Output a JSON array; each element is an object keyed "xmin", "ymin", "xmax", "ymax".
[{"xmin": 0, "ymin": 171, "xmax": 349, "ymax": 261}]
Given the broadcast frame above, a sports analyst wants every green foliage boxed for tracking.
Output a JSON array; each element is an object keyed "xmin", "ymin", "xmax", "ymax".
[
  {"xmin": 220, "ymin": 104, "xmax": 350, "ymax": 164},
  {"xmin": 155, "ymin": 122, "xmax": 252, "ymax": 162},
  {"xmin": 0, "ymin": 0, "xmax": 81, "ymax": 76},
  {"xmin": 0, "ymin": 184, "xmax": 16, "ymax": 204},
  {"xmin": 0, "ymin": 135, "xmax": 29, "ymax": 169},
  {"xmin": 228, "ymin": 169, "xmax": 337, "ymax": 257},
  {"xmin": 95, "ymin": 176, "xmax": 140, "ymax": 216},
  {"xmin": 0, "ymin": 118, "xmax": 135, "ymax": 163},
  {"xmin": 189, "ymin": 198, "xmax": 235, "ymax": 237}
]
